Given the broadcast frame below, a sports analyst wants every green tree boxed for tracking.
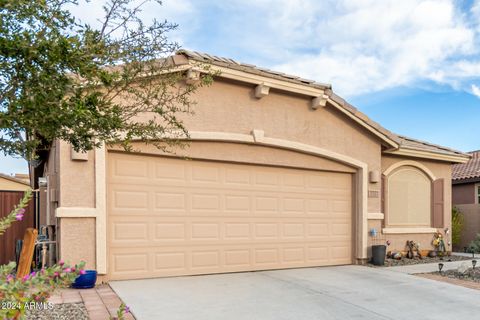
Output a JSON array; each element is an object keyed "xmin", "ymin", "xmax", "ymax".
[{"xmin": 0, "ymin": 0, "xmax": 212, "ymax": 161}]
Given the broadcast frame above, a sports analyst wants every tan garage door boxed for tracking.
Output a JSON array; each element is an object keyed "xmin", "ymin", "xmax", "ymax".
[{"xmin": 107, "ymin": 152, "xmax": 353, "ymax": 280}]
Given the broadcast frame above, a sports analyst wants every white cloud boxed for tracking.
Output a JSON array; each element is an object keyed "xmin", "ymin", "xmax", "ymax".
[
  {"xmin": 67, "ymin": 0, "xmax": 480, "ymax": 98},
  {"xmin": 167, "ymin": 0, "xmax": 480, "ymax": 98},
  {"xmin": 268, "ymin": 0, "xmax": 478, "ymax": 96},
  {"xmin": 471, "ymin": 84, "xmax": 480, "ymax": 98}
]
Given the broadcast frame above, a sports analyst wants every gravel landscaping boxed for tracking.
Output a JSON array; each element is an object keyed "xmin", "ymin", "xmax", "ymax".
[
  {"xmin": 26, "ymin": 303, "xmax": 88, "ymax": 320},
  {"xmin": 368, "ymin": 254, "xmax": 472, "ymax": 267},
  {"xmin": 434, "ymin": 265, "xmax": 480, "ymax": 282}
]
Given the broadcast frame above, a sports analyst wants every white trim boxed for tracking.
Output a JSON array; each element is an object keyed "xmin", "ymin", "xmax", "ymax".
[
  {"xmin": 95, "ymin": 144, "xmax": 107, "ymax": 274},
  {"xmin": 384, "ymin": 148, "xmax": 469, "ymax": 163},
  {"xmin": 383, "ymin": 160, "xmax": 437, "ymax": 181},
  {"xmin": 56, "ymin": 207, "xmax": 97, "ymax": 218},
  {"xmin": 194, "ymin": 64, "xmax": 326, "ymax": 98},
  {"xmin": 368, "ymin": 212, "xmax": 384, "ymax": 220},
  {"xmin": 382, "ymin": 227, "xmax": 437, "ymax": 234}
]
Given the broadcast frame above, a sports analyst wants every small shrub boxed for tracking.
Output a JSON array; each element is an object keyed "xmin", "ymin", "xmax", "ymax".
[
  {"xmin": 452, "ymin": 207, "xmax": 464, "ymax": 246},
  {"xmin": 0, "ymin": 190, "xmax": 86, "ymax": 319},
  {"xmin": 468, "ymin": 233, "xmax": 480, "ymax": 254}
]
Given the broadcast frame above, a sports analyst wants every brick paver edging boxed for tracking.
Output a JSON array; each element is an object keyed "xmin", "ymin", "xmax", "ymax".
[
  {"xmin": 417, "ymin": 273, "xmax": 480, "ymax": 290},
  {"xmin": 49, "ymin": 284, "xmax": 135, "ymax": 320}
]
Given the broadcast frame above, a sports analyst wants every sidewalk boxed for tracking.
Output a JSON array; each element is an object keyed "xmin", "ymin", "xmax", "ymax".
[
  {"xmin": 451, "ymin": 252, "xmax": 478, "ymax": 258},
  {"xmin": 49, "ymin": 284, "xmax": 135, "ymax": 320},
  {"xmin": 384, "ymin": 258, "xmax": 477, "ymax": 274}
]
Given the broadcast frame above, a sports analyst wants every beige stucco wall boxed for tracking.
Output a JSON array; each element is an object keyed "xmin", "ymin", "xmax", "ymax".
[
  {"xmin": 375, "ymin": 155, "xmax": 453, "ymax": 253},
  {"xmin": 0, "ymin": 177, "xmax": 29, "ymax": 191},
  {"xmin": 58, "ymin": 217, "xmax": 96, "ymax": 269},
  {"xmin": 49, "ymin": 76, "xmax": 457, "ymax": 271},
  {"xmin": 55, "ymin": 141, "xmax": 97, "ymax": 268},
  {"xmin": 57, "ymin": 78, "xmax": 379, "ymax": 190},
  {"xmin": 367, "ymin": 219, "xmax": 441, "ymax": 254},
  {"xmin": 108, "ymin": 141, "xmax": 357, "ymax": 173},
  {"xmin": 182, "ymin": 79, "xmax": 383, "ymax": 213},
  {"xmin": 58, "ymin": 141, "xmax": 96, "ymax": 208}
]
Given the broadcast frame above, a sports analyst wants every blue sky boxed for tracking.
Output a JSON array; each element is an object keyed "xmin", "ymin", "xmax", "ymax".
[{"xmin": 2, "ymin": 0, "xmax": 480, "ymax": 174}]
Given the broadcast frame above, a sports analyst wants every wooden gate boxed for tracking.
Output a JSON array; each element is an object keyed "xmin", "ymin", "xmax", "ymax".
[{"xmin": 0, "ymin": 191, "xmax": 35, "ymax": 265}]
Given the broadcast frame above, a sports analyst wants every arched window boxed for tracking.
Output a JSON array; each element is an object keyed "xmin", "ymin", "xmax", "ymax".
[{"xmin": 387, "ymin": 166, "xmax": 431, "ymax": 227}]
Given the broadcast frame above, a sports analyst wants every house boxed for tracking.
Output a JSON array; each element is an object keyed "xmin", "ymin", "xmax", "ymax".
[
  {"xmin": 31, "ymin": 51, "xmax": 470, "ymax": 281},
  {"xmin": 0, "ymin": 173, "xmax": 30, "ymax": 191},
  {"xmin": 452, "ymin": 150, "xmax": 480, "ymax": 249}
]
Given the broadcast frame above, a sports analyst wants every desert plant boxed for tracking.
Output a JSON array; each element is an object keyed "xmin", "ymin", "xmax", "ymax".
[
  {"xmin": 452, "ymin": 207, "xmax": 464, "ymax": 246},
  {"xmin": 468, "ymin": 233, "xmax": 480, "ymax": 254},
  {"xmin": 0, "ymin": 260, "xmax": 85, "ymax": 319},
  {"xmin": 111, "ymin": 303, "xmax": 131, "ymax": 320},
  {"xmin": 0, "ymin": 190, "xmax": 86, "ymax": 319}
]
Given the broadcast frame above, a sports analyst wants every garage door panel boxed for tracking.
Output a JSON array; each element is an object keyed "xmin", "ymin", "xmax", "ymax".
[
  {"xmin": 109, "ymin": 216, "xmax": 351, "ymax": 245},
  {"xmin": 108, "ymin": 153, "xmax": 353, "ymax": 280}
]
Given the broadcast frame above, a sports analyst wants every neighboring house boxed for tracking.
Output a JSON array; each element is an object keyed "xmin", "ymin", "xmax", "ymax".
[
  {"xmin": 452, "ymin": 150, "xmax": 480, "ymax": 250},
  {"xmin": 0, "ymin": 173, "xmax": 30, "ymax": 191},
  {"xmin": 0, "ymin": 173, "xmax": 34, "ymax": 264},
  {"xmin": 31, "ymin": 51, "xmax": 469, "ymax": 281}
]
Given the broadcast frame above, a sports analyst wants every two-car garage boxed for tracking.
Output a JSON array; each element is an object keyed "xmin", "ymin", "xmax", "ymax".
[{"xmin": 107, "ymin": 151, "xmax": 353, "ymax": 280}]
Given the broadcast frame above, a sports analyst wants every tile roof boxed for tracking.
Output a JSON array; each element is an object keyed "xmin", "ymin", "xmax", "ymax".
[
  {"xmin": 397, "ymin": 135, "xmax": 467, "ymax": 157},
  {"xmin": 177, "ymin": 50, "xmax": 331, "ymax": 90},
  {"xmin": 452, "ymin": 151, "xmax": 480, "ymax": 181},
  {"xmin": 176, "ymin": 50, "xmax": 469, "ymax": 160}
]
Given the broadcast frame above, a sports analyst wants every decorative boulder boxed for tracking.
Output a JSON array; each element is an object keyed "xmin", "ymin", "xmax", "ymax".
[{"xmin": 457, "ymin": 262, "xmax": 470, "ymax": 274}]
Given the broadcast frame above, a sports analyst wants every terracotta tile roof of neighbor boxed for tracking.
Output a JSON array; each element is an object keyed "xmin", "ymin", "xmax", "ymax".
[
  {"xmin": 176, "ymin": 50, "xmax": 469, "ymax": 160},
  {"xmin": 453, "ymin": 151, "xmax": 480, "ymax": 181}
]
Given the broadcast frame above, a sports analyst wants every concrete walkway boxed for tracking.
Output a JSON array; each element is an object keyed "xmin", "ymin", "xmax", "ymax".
[
  {"xmin": 383, "ymin": 257, "xmax": 477, "ymax": 274},
  {"xmin": 452, "ymin": 252, "xmax": 478, "ymax": 258},
  {"xmin": 110, "ymin": 265, "xmax": 480, "ymax": 320},
  {"xmin": 49, "ymin": 284, "xmax": 135, "ymax": 320}
]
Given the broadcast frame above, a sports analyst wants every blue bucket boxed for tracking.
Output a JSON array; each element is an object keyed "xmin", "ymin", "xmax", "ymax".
[{"xmin": 72, "ymin": 270, "xmax": 97, "ymax": 289}]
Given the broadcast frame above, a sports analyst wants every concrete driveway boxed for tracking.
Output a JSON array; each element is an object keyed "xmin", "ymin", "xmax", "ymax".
[{"xmin": 110, "ymin": 266, "xmax": 480, "ymax": 320}]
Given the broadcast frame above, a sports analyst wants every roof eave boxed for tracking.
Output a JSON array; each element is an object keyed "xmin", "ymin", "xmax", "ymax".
[
  {"xmin": 184, "ymin": 58, "xmax": 401, "ymax": 149},
  {"xmin": 452, "ymin": 177, "xmax": 480, "ymax": 185},
  {"xmin": 0, "ymin": 173, "xmax": 31, "ymax": 187},
  {"xmin": 383, "ymin": 147, "xmax": 470, "ymax": 163}
]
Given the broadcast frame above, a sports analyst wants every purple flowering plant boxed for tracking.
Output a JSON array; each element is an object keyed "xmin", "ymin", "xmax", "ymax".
[
  {"xmin": 0, "ymin": 190, "xmax": 86, "ymax": 319},
  {"xmin": 0, "ymin": 189, "xmax": 32, "ymax": 236}
]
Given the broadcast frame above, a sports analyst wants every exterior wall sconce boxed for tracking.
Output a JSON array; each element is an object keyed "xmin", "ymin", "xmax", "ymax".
[{"xmin": 369, "ymin": 170, "xmax": 380, "ymax": 183}]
